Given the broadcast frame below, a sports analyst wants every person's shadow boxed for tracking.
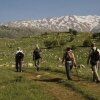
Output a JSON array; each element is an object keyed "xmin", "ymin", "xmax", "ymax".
[{"xmin": 34, "ymin": 77, "xmax": 63, "ymax": 83}]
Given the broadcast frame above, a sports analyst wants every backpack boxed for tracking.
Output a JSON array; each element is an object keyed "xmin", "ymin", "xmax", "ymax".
[
  {"xmin": 90, "ymin": 48, "xmax": 100, "ymax": 61},
  {"xmin": 65, "ymin": 51, "xmax": 74, "ymax": 61},
  {"xmin": 33, "ymin": 49, "xmax": 41, "ymax": 59},
  {"xmin": 16, "ymin": 52, "xmax": 24, "ymax": 60}
]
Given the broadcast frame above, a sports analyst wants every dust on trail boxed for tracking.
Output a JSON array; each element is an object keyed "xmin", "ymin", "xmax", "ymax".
[{"xmin": 21, "ymin": 72, "xmax": 86, "ymax": 100}]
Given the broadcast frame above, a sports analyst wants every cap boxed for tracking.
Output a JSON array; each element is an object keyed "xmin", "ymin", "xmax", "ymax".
[
  {"xmin": 91, "ymin": 43, "xmax": 96, "ymax": 47},
  {"xmin": 66, "ymin": 47, "xmax": 71, "ymax": 51}
]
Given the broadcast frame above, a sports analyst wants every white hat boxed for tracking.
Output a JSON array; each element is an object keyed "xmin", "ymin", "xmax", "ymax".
[{"xmin": 36, "ymin": 44, "xmax": 39, "ymax": 49}]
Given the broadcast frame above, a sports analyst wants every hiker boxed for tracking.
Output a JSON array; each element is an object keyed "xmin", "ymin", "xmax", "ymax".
[
  {"xmin": 87, "ymin": 43, "xmax": 100, "ymax": 83},
  {"xmin": 15, "ymin": 47, "xmax": 24, "ymax": 72},
  {"xmin": 33, "ymin": 44, "xmax": 42, "ymax": 71},
  {"xmin": 62, "ymin": 47, "xmax": 76, "ymax": 80}
]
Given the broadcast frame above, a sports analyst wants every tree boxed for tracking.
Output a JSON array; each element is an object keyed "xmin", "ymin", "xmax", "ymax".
[{"xmin": 69, "ymin": 28, "xmax": 78, "ymax": 35}]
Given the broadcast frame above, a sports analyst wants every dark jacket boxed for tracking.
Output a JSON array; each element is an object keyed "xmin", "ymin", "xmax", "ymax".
[
  {"xmin": 33, "ymin": 48, "xmax": 41, "ymax": 60},
  {"xmin": 15, "ymin": 51, "xmax": 24, "ymax": 61}
]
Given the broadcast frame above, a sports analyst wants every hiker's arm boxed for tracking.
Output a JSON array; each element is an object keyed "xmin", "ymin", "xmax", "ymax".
[
  {"xmin": 87, "ymin": 54, "xmax": 90, "ymax": 64},
  {"xmin": 21, "ymin": 52, "xmax": 24, "ymax": 61},
  {"xmin": 62, "ymin": 53, "xmax": 65, "ymax": 64},
  {"xmin": 87, "ymin": 50, "xmax": 91, "ymax": 64},
  {"xmin": 72, "ymin": 53, "xmax": 77, "ymax": 67},
  {"xmin": 33, "ymin": 52, "xmax": 35, "ymax": 60}
]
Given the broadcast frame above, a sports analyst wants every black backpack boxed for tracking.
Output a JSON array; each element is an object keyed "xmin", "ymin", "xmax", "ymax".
[
  {"xmin": 16, "ymin": 52, "xmax": 24, "ymax": 60},
  {"xmin": 90, "ymin": 48, "xmax": 100, "ymax": 61},
  {"xmin": 33, "ymin": 49, "xmax": 41, "ymax": 59}
]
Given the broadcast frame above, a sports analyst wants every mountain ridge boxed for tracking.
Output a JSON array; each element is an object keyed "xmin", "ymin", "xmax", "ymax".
[{"xmin": 2, "ymin": 15, "xmax": 100, "ymax": 32}]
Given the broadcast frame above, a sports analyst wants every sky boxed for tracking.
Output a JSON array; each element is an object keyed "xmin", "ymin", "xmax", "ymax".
[{"xmin": 0, "ymin": 0, "xmax": 100, "ymax": 23}]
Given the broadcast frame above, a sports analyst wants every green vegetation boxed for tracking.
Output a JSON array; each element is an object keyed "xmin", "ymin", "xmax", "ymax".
[{"xmin": 0, "ymin": 28, "xmax": 100, "ymax": 100}]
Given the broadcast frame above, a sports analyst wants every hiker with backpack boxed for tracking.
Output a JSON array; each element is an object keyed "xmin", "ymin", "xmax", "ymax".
[
  {"xmin": 87, "ymin": 43, "xmax": 100, "ymax": 83},
  {"xmin": 33, "ymin": 44, "xmax": 42, "ymax": 71},
  {"xmin": 62, "ymin": 47, "xmax": 76, "ymax": 80},
  {"xmin": 15, "ymin": 47, "xmax": 24, "ymax": 72}
]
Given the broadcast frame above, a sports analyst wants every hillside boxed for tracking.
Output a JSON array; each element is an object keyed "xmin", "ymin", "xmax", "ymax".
[
  {"xmin": 0, "ymin": 26, "xmax": 42, "ymax": 38},
  {"xmin": 0, "ymin": 32, "xmax": 100, "ymax": 100}
]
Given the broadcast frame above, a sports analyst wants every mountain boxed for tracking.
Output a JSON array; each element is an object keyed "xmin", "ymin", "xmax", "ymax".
[{"xmin": 3, "ymin": 15, "xmax": 100, "ymax": 32}]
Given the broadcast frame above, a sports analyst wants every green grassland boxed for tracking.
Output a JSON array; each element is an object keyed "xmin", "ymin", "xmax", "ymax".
[{"xmin": 0, "ymin": 31, "xmax": 100, "ymax": 100}]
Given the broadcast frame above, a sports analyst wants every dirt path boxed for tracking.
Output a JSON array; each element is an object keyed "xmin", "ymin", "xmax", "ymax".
[
  {"xmin": 39, "ymin": 81, "xmax": 86, "ymax": 100},
  {"xmin": 20, "ymin": 71, "xmax": 86, "ymax": 100}
]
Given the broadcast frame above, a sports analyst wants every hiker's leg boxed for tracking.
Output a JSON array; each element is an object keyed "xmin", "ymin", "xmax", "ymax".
[
  {"xmin": 96, "ymin": 61, "xmax": 99, "ymax": 71},
  {"xmin": 93, "ymin": 71, "xmax": 96, "ymax": 82},
  {"xmin": 36, "ymin": 59, "xmax": 40, "ymax": 71},
  {"xmin": 91, "ymin": 66, "xmax": 95, "ymax": 81},
  {"xmin": 70, "ymin": 64, "xmax": 73, "ymax": 71},
  {"xmin": 98, "ymin": 61, "xmax": 100, "ymax": 70},
  {"xmin": 16, "ymin": 61, "xmax": 18, "ymax": 72},
  {"xmin": 34, "ymin": 59, "xmax": 39, "ymax": 71},
  {"xmin": 93, "ymin": 65, "xmax": 100, "ymax": 81},
  {"xmin": 37, "ymin": 59, "xmax": 40, "ymax": 67},
  {"xmin": 70, "ymin": 61, "xmax": 74, "ymax": 71},
  {"xmin": 34, "ymin": 60, "xmax": 37, "ymax": 67},
  {"xmin": 19, "ymin": 61, "xmax": 22, "ymax": 72},
  {"xmin": 65, "ymin": 63, "xmax": 71, "ymax": 80}
]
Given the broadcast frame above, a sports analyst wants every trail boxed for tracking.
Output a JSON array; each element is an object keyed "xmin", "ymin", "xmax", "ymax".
[
  {"xmin": 14, "ymin": 64, "xmax": 100, "ymax": 100},
  {"xmin": 20, "ymin": 71, "xmax": 86, "ymax": 100},
  {"xmin": 39, "ymin": 81, "xmax": 85, "ymax": 100}
]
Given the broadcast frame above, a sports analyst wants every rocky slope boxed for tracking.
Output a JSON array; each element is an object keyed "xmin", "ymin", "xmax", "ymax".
[{"xmin": 3, "ymin": 15, "xmax": 100, "ymax": 32}]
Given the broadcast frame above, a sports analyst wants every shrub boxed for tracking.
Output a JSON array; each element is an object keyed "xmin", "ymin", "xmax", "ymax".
[
  {"xmin": 92, "ymin": 33, "xmax": 100, "ymax": 41},
  {"xmin": 71, "ymin": 45, "xmax": 77, "ymax": 50},
  {"xmin": 72, "ymin": 30, "xmax": 78, "ymax": 35},
  {"xmin": 69, "ymin": 36, "xmax": 74, "ymax": 42},
  {"xmin": 83, "ymin": 39, "xmax": 92, "ymax": 47},
  {"xmin": 52, "ymin": 40, "xmax": 58, "ymax": 47},
  {"xmin": 44, "ymin": 40, "xmax": 58, "ymax": 49},
  {"xmin": 69, "ymin": 28, "xmax": 78, "ymax": 35},
  {"xmin": 59, "ymin": 39, "xmax": 66, "ymax": 46},
  {"xmin": 44, "ymin": 40, "xmax": 52, "ymax": 48},
  {"xmin": 92, "ymin": 33, "xmax": 98, "ymax": 39}
]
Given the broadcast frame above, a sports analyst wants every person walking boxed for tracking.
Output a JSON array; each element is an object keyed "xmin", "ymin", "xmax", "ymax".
[
  {"xmin": 33, "ymin": 44, "xmax": 42, "ymax": 71},
  {"xmin": 15, "ymin": 47, "xmax": 24, "ymax": 72},
  {"xmin": 62, "ymin": 47, "xmax": 76, "ymax": 80},
  {"xmin": 87, "ymin": 43, "xmax": 100, "ymax": 83}
]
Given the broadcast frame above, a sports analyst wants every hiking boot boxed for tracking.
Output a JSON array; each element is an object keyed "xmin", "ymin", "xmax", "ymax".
[
  {"xmin": 15, "ymin": 69, "xmax": 18, "ymax": 72},
  {"xmin": 96, "ymin": 80, "xmax": 100, "ymax": 83},
  {"xmin": 20, "ymin": 70, "xmax": 23, "ymax": 72},
  {"xmin": 92, "ymin": 79, "xmax": 96, "ymax": 82},
  {"xmin": 68, "ymin": 78, "xmax": 72, "ymax": 80},
  {"xmin": 37, "ymin": 67, "xmax": 39, "ymax": 71}
]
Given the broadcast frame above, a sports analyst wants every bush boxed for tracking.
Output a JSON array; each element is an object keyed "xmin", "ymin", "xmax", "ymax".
[
  {"xmin": 83, "ymin": 39, "xmax": 92, "ymax": 47},
  {"xmin": 71, "ymin": 45, "xmax": 77, "ymax": 50},
  {"xmin": 59, "ymin": 39, "xmax": 66, "ymax": 46},
  {"xmin": 92, "ymin": 33, "xmax": 100, "ymax": 41},
  {"xmin": 44, "ymin": 40, "xmax": 58, "ymax": 49},
  {"xmin": 69, "ymin": 36, "xmax": 74, "ymax": 42},
  {"xmin": 72, "ymin": 30, "xmax": 78, "ymax": 35},
  {"xmin": 69, "ymin": 29, "xmax": 78, "ymax": 35},
  {"xmin": 52, "ymin": 40, "xmax": 58, "ymax": 47},
  {"xmin": 44, "ymin": 40, "xmax": 52, "ymax": 48},
  {"xmin": 92, "ymin": 33, "xmax": 98, "ymax": 39}
]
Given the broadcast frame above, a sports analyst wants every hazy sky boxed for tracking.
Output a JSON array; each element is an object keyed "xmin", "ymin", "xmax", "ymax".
[{"xmin": 0, "ymin": 0, "xmax": 100, "ymax": 22}]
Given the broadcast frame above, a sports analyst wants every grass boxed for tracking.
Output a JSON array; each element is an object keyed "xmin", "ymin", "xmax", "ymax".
[
  {"xmin": 0, "ymin": 32, "xmax": 100, "ymax": 100},
  {"xmin": 0, "ymin": 68, "xmax": 56, "ymax": 100}
]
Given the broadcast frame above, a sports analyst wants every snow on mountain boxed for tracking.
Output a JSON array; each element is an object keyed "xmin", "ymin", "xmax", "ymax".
[{"xmin": 3, "ymin": 15, "xmax": 100, "ymax": 32}]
